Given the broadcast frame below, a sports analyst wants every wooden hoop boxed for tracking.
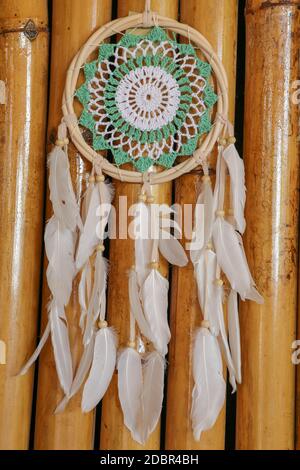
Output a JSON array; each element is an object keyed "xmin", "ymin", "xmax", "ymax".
[{"xmin": 62, "ymin": 13, "xmax": 229, "ymax": 184}]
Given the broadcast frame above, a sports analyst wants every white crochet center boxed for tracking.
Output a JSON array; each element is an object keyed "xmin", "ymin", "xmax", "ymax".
[{"xmin": 115, "ymin": 66, "xmax": 181, "ymax": 132}]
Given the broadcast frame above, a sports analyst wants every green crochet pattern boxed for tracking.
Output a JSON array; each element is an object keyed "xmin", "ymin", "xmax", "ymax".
[{"xmin": 76, "ymin": 26, "xmax": 218, "ymax": 172}]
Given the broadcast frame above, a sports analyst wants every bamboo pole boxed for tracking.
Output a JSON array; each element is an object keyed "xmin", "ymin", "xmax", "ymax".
[
  {"xmin": 34, "ymin": 0, "xmax": 112, "ymax": 450},
  {"xmin": 0, "ymin": 1, "xmax": 49, "ymax": 450},
  {"xmin": 297, "ymin": 258, "xmax": 300, "ymax": 449},
  {"xmin": 100, "ymin": 0, "xmax": 178, "ymax": 451},
  {"xmin": 236, "ymin": 0, "xmax": 299, "ymax": 450},
  {"xmin": 294, "ymin": 270, "xmax": 300, "ymax": 450},
  {"xmin": 165, "ymin": 0, "xmax": 238, "ymax": 450}
]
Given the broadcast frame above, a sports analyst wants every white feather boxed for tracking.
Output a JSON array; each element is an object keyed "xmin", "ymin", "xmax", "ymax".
[
  {"xmin": 236, "ymin": 232, "xmax": 263, "ymax": 304},
  {"xmin": 55, "ymin": 331, "xmax": 96, "ymax": 413},
  {"xmin": 83, "ymin": 253, "xmax": 108, "ymax": 346},
  {"xmin": 117, "ymin": 348, "xmax": 143, "ymax": 437},
  {"xmin": 191, "ymin": 328, "xmax": 226, "ymax": 441},
  {"xmin": 222, "ymin": 144, "xmax": 246, "ymax": 234},
  {"xmin": 228, "ymin": 290, "xmax": 242, "ymax": 384},
  {"xmin": 45, "ymin": 216, "xmax": 76, "ymax": 307},
  {"xmin": 194, "ymin": 250, "xmax": 220, "ymax": 336},
  {"xmin": 19, "ymin": 322, "xmax": 51, "ymax": 375},
  {"xmin": 136, "ymin": 351, "xmax": 165, "ymax": 445},
  {"xmin": 159, "ymin": 205, "xmax": 182, "ymax": 239},
  {"xmin": 215, "ymin": 286, "xmax": 237, "ymax": 391},
  {"xmin": 190, "ymin": 179, "xmax": 214, "ymax": 264},
  {"xmin": 159, "ymin": 206, "xmax": 188, "ymax": 267},
  {"xmin": 158, "ymin": 237, "xmax": 188, "ymax": 267},
  {"xmin": 49, "ymin": 300, "xmax": 73, "ymax": 396},
  {"xmin": 141, "ymin": 270, "xmax": 170, "ymax": 356},
  {"xmin": 133, "ymin": 202, "xmax": 152, "ymax": 288},
  {"xmin": 212, "ymin": 217, "xmax": 263, "ymax": 303},
  {"xmin": 76, "ymin": 181, "xmax": 113, "ymax": 271},
  {"xmin": 82, "ymin": 327, "xmax": 117, "ymax": 412},
  {"xmin": 128, "ymin": 270, "xmax": 154, "ymax": 341},
  {"xmin": 81, "ymin": 179, "xmax": 95, "ymax": 223},
  {"xmin": 78, "ymin": 259, "xmax": 92, "ymax": 331},
  {"xmin": 48, "ymin": 145, "xmax": 82, "ymax": 231}
]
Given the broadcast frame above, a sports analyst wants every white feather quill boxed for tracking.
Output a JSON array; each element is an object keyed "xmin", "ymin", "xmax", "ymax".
[
  {"xmin": 48, "ymin": 143, "xmax": 82, "ymax": 232},
  {"xmin": 141, "ymin": 269, "xmax": 170, "ymax": 357},
  {"xmin": 136, "ymin": 351, "xmax": 165, "ymax": 445},
  {"xmin": 222, "ymin": 144, "xmax": 246, "ymax": 234},
  {"xmin": 78, "ymin": 259, "xmax": 92, "ymax": 331},
  {"xmin": 133, "ymin": 202, "xmax": 152, "ymax": 288},
  {"xmin": 82, "ymin": 327, "xmax": 117, "ymax": 412},
  {"xmin": 191, "ymin": 327, "xmax": 226, "ymax": 441},
  {"xmin": 55, "ymin": 331, "xmax": 96, "ymax": 413},
  {"xmin": 117, "ymin": 348, "xmax": 143, "ymax": 437},
  {"xmin": 76, "ymin": 180, "xmax": 113, "ymax": 271},
  {"xmin": 194, "ymin": 250, "xmax": 220, "ymax": 336},
  {"xmin": 228, "ymin": 290, "xmax": 242, "ymax": 384},
  {"xmin": 190, "ymin": 178, "xmax": 214, "ymax": 264},
  {"xmin": 83, "ymin": 253, "xmax": 108, "ymax": 346},
  {"xmin": 49, "ymin": 300, "xmax": 73, "ymax": 396},
  {"xmin": 215, "ymin": 285, "xmax": 237, "ymax": 391},
  {"xmin": 81, "ymin": 178, "xmax": 95, "ymax": 223},
  {"xmin": 212, "ymin": 217, "xmax": 263, "ymax": 303},
  {"xmin": 45, "ymin": 216, "xmax": 76, "ymax": 307},
  {"xmin": 128, "ymin": 269, "xmax": 154, "ymax": 341},
  {"xmin": 19, "ymin": 322, "xmax": 51, "ymax": 375}
]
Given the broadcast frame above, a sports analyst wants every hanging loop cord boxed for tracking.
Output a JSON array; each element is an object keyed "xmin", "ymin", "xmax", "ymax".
[{"xmin": 143, "ymin": 0, "xmax": 154, "ymax": 26}]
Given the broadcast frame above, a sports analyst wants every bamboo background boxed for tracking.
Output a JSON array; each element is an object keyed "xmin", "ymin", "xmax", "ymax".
[{"xmin": 0, "ymin": 0, "xmax": 299, "ymax": 450}]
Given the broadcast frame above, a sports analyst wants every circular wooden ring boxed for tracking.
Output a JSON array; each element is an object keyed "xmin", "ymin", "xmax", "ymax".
[{"xmin": 62, "ymin": 13, "xmax": 229, "ymax": 184}]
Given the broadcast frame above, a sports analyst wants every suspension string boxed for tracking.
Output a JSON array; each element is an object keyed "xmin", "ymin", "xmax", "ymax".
[
  {"xmin": 145, "ymin": 0, "xmax": 151, "ymax": 14},
  {"xmin": 143, "ymin": 0, "xmax": 152, "ymax": 26}
]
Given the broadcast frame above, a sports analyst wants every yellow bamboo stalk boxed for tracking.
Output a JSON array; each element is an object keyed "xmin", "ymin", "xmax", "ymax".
[
  {"xmin": 100, "ymin": 0, "xmax": 178, "ymax": 451},
  {"xmin": 297, "ymin": 257, "xmax": 300, "ymax": 449},
  {"xmin": 236, "ymin": 0, "xmax": 299, "ymax": 450},
  {"xmin": 34, "ymin": 0, "xmax": 112, "ymax": 450},
  {"xmin": 165, "ymin": 0, "xmax": 238, "ymax": 450},
  {"xmin": 0, "ymin": 0, "xmax": 49, "ymax": 450}
]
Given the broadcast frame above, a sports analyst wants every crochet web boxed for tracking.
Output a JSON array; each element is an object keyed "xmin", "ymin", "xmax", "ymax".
[{"xmin": 76, "ymin": 27, "xmax": 218, "ymax": 173}]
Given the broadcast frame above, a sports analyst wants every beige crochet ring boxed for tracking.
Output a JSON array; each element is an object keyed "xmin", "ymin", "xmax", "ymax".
[{"xmin": 62, "ymin": 13, "xmax": 229, "ymax": 184}]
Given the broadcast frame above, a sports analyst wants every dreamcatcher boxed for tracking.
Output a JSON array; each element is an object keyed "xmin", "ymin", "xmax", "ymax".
[{"xmin": 21, "ymin": 2, "xmax": 262, "ymax": 445}]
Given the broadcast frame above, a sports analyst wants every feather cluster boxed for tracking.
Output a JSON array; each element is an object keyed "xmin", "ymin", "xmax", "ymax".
[
  {"xmin": 117, "ymin": 198, "xmax": 188, "ymax": 443},
  {"xmin": 20, "ymin": 123, "xmax": 116, "ymax": 413},
  {"xmin": 190, "ymin": 140, "xmax": 263, "ymax": 441},
  {"xmin": 118, "ymin": 348, "xmax": 165, "ymax": 445},
  {"xmin": 20, "ymin": 123, "xmax": 82, "ymax": 395},
  {"xmin": 21, "ymin": 120, "xmax": 261, "ymax": 448}
]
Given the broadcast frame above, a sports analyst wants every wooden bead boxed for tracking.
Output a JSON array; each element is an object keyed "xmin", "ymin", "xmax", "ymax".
[
  {"xmin": 149, "ymin": 261, "xmax": 159, "ymax": 270},
  {"xmin": 96, "ymin": 244, "xmax": 105, "ymax": 252},
  {"xmin": 138, "ymin": 193, "xmax": 147, "ymax": 203},
  {"xmin": 55, "ymin": 138, "xmax": 69, "ymax": 147},
  {"xmin": 146, "ymin": 196, "xmax": 155, "ymax": 204},
  {"xmin": 201, "ymin": 320, "xmax": 210, "ymax": 329},
  {"xmin": 216, "ymin": 210, "xmax": 225, "ymax": 217},
  {"xmin": 215, "ymin": 279, "xmax": 224, "ymax": 286},
  {"xmin": 202, "ymin": 175, "xmax": 211, "ymax": 183},
  {"xmin": 98, "ymin": 320, "xmax": 108, "ymax": 329},
  {"xmin": 96, "ymin": 174, "xmax": 105, "ymax": 183},
  {"xmin": 228, "ymin": 136, "xmax": 236, "ymax": 144},
  {"xmin": 88, "ymin": 175, "xmax": 95, "ymax": 183},
  {"xmin": 219, "ymin": 137, "xmax": 227, "ymax": 146},
  {"xmin": 127, "ymin": 341, "xmax": 136, "ymax": 349}
]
